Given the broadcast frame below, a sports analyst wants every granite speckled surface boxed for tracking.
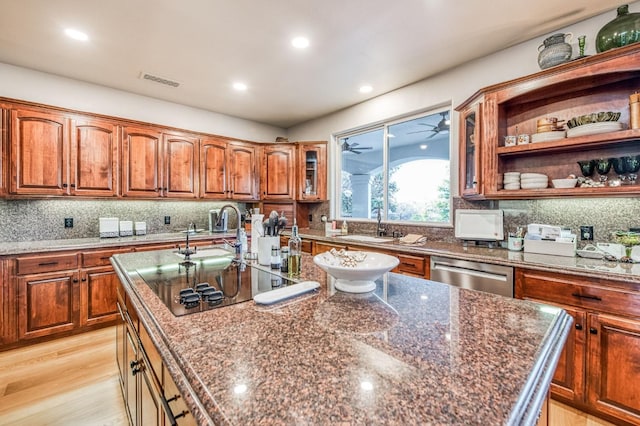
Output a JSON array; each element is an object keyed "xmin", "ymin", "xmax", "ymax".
[{"xmin": 112, "ymin": 250, "xmax": 572, "ymax": 425}]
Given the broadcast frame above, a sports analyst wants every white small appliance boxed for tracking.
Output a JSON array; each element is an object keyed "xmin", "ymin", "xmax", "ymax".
[
  {"xmin": 455, "ymin": 209, "xmax": 504, "ymax": 244},
  {"xmin": 99, "ymin": 217, "xmax": 119, "ymax": 238}
]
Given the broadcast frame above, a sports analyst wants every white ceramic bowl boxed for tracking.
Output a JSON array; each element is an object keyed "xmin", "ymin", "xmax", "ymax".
[
  {"xmin": 521, "ymin": 173, "xmax": 547, "ymax": 179},
  {"xmin": 313, "ymin": 251, "xmax": 399, "ymax": 293},
  {"xmin": 552, "ymin": 178, "xmax": 578, "ymax": 188},
  {"xmin": 520, "ymin": 182, "xmax": 549, "ymax": 189},
  {"xmin": 503, "ymin": 183, "xmax": 520, "ymax": 190}
]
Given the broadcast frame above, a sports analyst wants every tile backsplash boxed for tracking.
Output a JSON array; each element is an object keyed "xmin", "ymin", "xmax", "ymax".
[
  {"xmin": 0, "ymin": 199, "xmax": 246, "ymax": 242},
  {"xmin": 0, "ymin": 197, "xmax": 638, "ymax": 244}
]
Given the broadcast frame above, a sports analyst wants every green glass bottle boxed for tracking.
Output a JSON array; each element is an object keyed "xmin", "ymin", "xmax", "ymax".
[{"xmin": 596, "ymin": 5, "xmax": 640, "ymax": 52}]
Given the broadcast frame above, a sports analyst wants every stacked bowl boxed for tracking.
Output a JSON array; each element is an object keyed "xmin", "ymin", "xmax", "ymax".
[
  {"xmin": 503, "ymin": 172, "xmax": 521, "ymax": 190},
  {"xmin": 520, "ymin": 173, "xmax": 549, "ymax": 189}
]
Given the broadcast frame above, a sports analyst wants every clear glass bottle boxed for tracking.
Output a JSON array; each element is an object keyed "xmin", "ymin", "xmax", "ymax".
[
  {"xmin": 280, "ymin": 246, "xmax": 289, "ymax": 273},
  {"xmin": 288, "ymin": 219, "xmax": 302, "ymax": 277}
]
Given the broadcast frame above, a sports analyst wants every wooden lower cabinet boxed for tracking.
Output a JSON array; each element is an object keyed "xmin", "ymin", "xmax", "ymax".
[
  {"xmin": 17, "ymin": 270, "xmax": 80, "ymax": 340},
  {"xmin": 80, "ymin": 266, "xmax": 119, "ymax": 327},
  {"xmin": 117, "ymin": 288, "xmax": 195, "ymax": 426},
  {"xmin": 516, "ymin": 268, "xmax": 640, "ymax": 425}
]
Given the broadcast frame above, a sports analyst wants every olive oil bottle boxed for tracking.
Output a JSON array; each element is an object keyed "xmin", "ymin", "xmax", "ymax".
[{"xmin": 288, "ymin": 219, "xmax": 302, "ymax": 277}]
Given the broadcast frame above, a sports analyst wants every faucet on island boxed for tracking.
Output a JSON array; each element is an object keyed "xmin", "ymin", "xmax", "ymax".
[
  {"xmin": 216, "ymin": 204, "xmax": 245, "ymax": 261},
  {"xmin": 178, "ymin": 222, "xmax": 198, "ymax": 265}
]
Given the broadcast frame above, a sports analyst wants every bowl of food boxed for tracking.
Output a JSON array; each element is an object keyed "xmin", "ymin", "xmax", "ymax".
[
  {"xmin": 567, "ymin": 111, "xmax": 621, "ymax": 128},
  {"xmin": 313, "ymin": 249, "xmax": 399, "ymax": 293}
]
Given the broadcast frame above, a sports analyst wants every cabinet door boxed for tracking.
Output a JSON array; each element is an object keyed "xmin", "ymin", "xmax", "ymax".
[
  {"xmin": 297, "ymin": 142, "xmax": 327, "ymax": 201},
  {"xmin": 262, "ymin": 145, "xmax": 295, "ymax": 199},
  {"xmin": 80, "ymin": 266, "xmax": 119, "ymax": 327},
  {"xmin": 70, "ymin": 118, "xmax": 118, "ymax": 196},
  {"xmin": 200, "ymin": 138, "xmax": 229, "ymax": 199},
  {"xmin": 458, "ymin": 101, "xmax": 482, "ymax": 198},
  {"xmin": 10, "ymin": 108, "xmax": 69, "ymax": 195},
  {"xmin": 125, "ymin": 323, "xmax": 139, "ymax": 425},
  {"xmin": 163, "ymin": 133, "xmax": 198, "ymax": 198},
  {"xmin": 588, "ymin": 313, "xmax": 640, "ymax": 424},
  {"xmin": 139, "ymin": 358, "xmax": 162, "ymax": 426},
  {"xmin": 17, "ymin": 271, "xmax": 79, "ymax": 340},
  {"xmin": 122, "ymin": 126, "xmax": 163, "ymax": 197},
  {"xmin": 229, "ymin": 142, "xmax": 258, "ymax": 200},
  {"xmin": 116, "ymin": 301, "xmax": 126, "ymax": 391},
  {"xmin": 0, "ymin": 108, "xmax": 6, "ymax": 196}
]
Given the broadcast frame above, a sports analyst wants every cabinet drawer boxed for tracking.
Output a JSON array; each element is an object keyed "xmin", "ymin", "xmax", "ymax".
[
  {"xmin": 517, "ymin": 269, "xmax": 640, "ymax": 319},
  {"xmin": 313, "ymin": 241, "xmax": 347, "ymax": 255},
  {"xmin": 16, "ymin": 253, "xmax": 78, "ymax": 275},
  {"xmin": 394, "ymin": 254, "xmax": 425, "ymax": 276},
  {"xmin": 82, "ymin": 248, "xmax": 132, "ymax": 268}
]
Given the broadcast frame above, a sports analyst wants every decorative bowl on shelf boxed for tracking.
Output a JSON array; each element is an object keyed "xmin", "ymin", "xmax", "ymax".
[
  {"xmin": 313, "ymin": 250, "xmax": 399, "ymax": 293},
  {"xmin": 551, "ymin": 178, "xmax": 578, "ymax": 188},
  {"xmin": 566, "ymin": 111, "xmax": 621, "ymax": 128}
]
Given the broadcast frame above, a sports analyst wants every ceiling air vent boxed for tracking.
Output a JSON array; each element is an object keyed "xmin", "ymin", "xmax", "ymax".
[{"xmin": 139, "ymin": 72, "xmax": 180, "ymax": 88}]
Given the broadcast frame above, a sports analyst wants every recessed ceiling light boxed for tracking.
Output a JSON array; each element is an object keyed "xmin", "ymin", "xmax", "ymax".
[
  {"xmin": 291, "ymin": 37, "xmax": 310, "ymax": 49},
  {"xmin": 359, "ymin": 85, "xmax": 373, "ymax": 94},
  {"xmin": 232, "ymin": 82, "xmax": 248, "ymax": 91},
  {"xmin": 420, "ymin": 144, "xmax": 428, "ymax": 150},
  {"xmin": 387, "ymin": 133, "xmax": 395, "ymax": 138},
  {"xmin": 64, "ymin": 28, "xmax": 89, "ymax": 41}
]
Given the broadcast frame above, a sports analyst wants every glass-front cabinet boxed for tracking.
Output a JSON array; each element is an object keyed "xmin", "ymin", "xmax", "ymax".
[
  {"xmin": 457, "ymin": 100, "xmax": 483, "ymax": 198},
  {"xmin": 297, "ymin": 142, "xmax": 327, "ymax": 201}
]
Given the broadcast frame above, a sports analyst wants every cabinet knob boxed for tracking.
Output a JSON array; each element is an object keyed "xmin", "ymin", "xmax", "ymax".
[
  {"xmin": 81, "ymin": 277, "xmax": 87, "ymax": 282},
  {"xmin": 62, "ymin": 183, "xmax": 68, "ymax": 188},
  {"xmin": 575, "ymin": 323, "xmax": 583, "ymax": 330},
  {"xmin": 73, "ymin": 278, "xmax": 79, "ymax": 283},
  {"xmin": 589, "ymin": 327, "xmax": 598, "ymax": 335}
]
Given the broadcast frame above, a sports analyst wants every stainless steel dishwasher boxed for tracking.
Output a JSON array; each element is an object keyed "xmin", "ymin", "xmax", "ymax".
[{"xmin": 430, "ymin": 256, "xmax": 514, "ymax": 297}]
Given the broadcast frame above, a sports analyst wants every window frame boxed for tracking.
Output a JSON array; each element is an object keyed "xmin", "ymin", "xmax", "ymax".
[{"xmin": 333, "ymin": 106, "xmax": 453, "ymax": 227}]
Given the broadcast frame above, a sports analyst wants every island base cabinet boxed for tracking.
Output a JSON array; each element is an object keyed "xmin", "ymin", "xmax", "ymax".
[
  {"xmin": 588, "ymin": 313, "xmax": 640, "ymax": 425},
  {"xmin": 516, "ymin": 268, "xmax": 640, "ymax": 426}
]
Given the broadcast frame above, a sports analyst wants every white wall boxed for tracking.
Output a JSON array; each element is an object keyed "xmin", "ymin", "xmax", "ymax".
[
  {"xmin": 287, "ymin": 3, "xmax": 638, "ymax": 200},
  {"xmin": 0, "ymin": 62, "xmax": 285, "ymax": 142}
]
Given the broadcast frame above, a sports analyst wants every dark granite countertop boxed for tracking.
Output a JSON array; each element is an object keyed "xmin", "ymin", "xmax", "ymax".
[{"xmin": 112, "ymin": 250, "xmax": 572, "ymax": 425}]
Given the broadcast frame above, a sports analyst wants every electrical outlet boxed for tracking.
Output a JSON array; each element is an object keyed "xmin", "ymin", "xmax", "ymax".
[
  {"xmin": 164, "ymin": 216, "xmax": 171, "ymax": 225},
  {"xmin": 580, "ymin": 225, "xmax": 594, "ymax": 241},
  {"xmin": 308, "ymin": 214, "xmax": 313, "ymax": 222},
  {"xmin": 64, "ymin": 218, "xmax": 73, "ymax": 228}
]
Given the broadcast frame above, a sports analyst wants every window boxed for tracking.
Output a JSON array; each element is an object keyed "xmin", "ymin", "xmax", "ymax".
[{"xmin": 337, "ymin": 108, "xmax": 451, "ymax": 224}]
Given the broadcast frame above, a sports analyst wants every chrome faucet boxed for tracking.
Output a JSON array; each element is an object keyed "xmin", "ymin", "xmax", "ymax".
[
  {"xmin": 217, "ymin": 204, "xmax": 244, "ymax": 261},
  {"xmin": 376, "ymin": 208, "xmax": 387, "ymax": 237},
  {"xmin": 178, "ymin": 222, "xmax": 197, "ymax": 264}
]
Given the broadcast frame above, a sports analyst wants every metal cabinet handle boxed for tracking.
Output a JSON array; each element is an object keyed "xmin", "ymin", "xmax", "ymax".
[
  {"xmin": 38, "ymin": 261, "xmax": 58, "ymax": 266},
  {"xmin": 589, "ymin": 327, "xmax": 598, "ymax": 335},
  {"xmin": 575, "ymin": 323, "xmax": 583, "ymax": 330}
]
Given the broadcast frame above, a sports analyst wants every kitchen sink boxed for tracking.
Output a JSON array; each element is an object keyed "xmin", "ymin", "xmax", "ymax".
[{"xmin": 336, "ymin": 235, "xmax": 394, "ymax": 243}]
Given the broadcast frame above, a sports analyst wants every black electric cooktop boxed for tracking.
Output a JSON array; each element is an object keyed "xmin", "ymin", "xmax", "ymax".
[{"xmin": 136, "ymin": 257, "xmax": 296, "ymax": 316}]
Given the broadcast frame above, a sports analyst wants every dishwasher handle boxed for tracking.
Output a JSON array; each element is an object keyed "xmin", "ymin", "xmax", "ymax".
[{"xmin": 432, "ymin": 263, "xmax": 509, "ymax": 282}]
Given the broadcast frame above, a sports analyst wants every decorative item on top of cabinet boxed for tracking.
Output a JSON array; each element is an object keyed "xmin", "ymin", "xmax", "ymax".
[
  {"xmin": 457, "ymin": 42, "xmax": 640, "ymax": 199},
  {"xmin": 262, "ymin": 144, "xmax": 295, "ymax": 200},
  {"xmin": 537, "ymin": 33, "xmax": 573, "ymax": 70},
  {"xmin": 596, "ymin": 4, "xmax": 640, "ymax": 53},
  {"xmin": 297, "ymin": 142, "xmax": 327, "ymax": 201}
]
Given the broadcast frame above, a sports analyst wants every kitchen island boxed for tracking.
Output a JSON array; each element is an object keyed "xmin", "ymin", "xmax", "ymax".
[{"xmin": 112, "ymin": 249, "xmax": 572, "ymax": 425}]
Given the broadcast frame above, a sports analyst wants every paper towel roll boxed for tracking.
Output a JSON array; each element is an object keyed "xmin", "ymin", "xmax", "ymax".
[{"xmin": 251, "ymin": 214, "xmax": 265, "ymax": 255}]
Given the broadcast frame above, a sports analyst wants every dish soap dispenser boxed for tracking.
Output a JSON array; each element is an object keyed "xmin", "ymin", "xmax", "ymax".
[{"xmin": 341, "ymin": 220, "xmax": 348, "ymax": 235}]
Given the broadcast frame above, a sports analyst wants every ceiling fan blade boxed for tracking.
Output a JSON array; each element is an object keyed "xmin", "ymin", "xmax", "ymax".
[{"xmin": 407, "ymin": 130, "xmax": 433, "ymax": 135}]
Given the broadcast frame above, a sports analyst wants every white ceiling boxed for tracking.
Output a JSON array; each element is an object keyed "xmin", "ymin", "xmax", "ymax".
[{"xmin": 0, "ymin": 0, "xmax": 628, "ymax": 128}]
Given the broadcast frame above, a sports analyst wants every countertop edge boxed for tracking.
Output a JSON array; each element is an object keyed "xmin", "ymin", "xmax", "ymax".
[{"xmin": 508, "ymin": 309, "xmax": 573, "ymax": 425}]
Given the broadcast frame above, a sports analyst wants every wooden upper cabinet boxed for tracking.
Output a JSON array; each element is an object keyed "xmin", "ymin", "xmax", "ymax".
[
  {"xmin": 262, "ymin": 144, "xmax": 294, "ymax": 199},
  {"xmin": 200, "ymin": 137, "xmax": 228, "ymax": 199},
  {"xmin": 122, "ymin": 126, "xmax": 163, "ymax": 198},
  {"xmin": 70, "ymin": 118, "xmax": 119, "ymax": 196},
  {"xmin": 228, "ymin": 142, "xmax": 258, "ymax": 200},
  {"xmin": 163, "ymin": 133, "xmax": 198, "ymax": 198},
  {"xmin": 0, "ymin": 108, "xmax": 6, "ymax": 196},
  {"xmin": 297, "ymin": 142, "xmax": 327, "ymax": 201},
  {"xmin": 10, "ymin": 108, "xmax": 69, "ymax": 195}
]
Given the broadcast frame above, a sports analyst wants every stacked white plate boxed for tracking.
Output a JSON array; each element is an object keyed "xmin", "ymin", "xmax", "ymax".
[
  {"xmin": 503, "ymin": 172, "xmax": 520, "ymax": 190},
  {"xmin": 520, "ymin": 173, "xmax": 548, "ymax": 189},
  {"xmin": 531, "ymin": 131, "xmax": 566, "ymax": 143}
]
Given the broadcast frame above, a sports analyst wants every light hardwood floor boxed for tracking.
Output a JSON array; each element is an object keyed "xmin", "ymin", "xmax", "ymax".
[{"xmin": 0, "ymin": 326, "xmax": 616, "ymax": 426}]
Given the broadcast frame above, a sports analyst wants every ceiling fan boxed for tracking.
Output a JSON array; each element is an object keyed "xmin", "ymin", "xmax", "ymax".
[
  {"xmin": 408, "ymin": 112, "xmax": 450, "ymax": 138},
  {"xmin": 341, "ymin": 138, "xmax": 373, "ymax": 154}
]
